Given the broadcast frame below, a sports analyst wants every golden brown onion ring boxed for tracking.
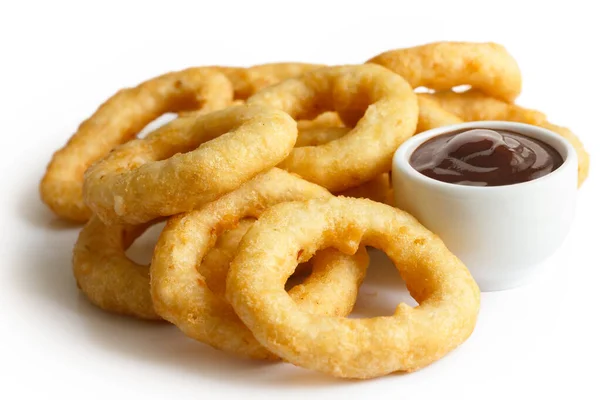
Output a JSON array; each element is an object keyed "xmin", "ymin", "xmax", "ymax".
[
  {"xmin": 74, "ymin": 217, "xmax": 265, "ymax": 320},
  {"xmin": 216, "ymin": 62, "xmax": 325, "ymax": 100},
  {"xmin": 227, "ymin": 197, "xmax": 480, "ymax": 379},
  {"xmin": 84, "ymin": 105, "xmax": 297, "ymax": 225},
  {"xmin": 336, "ymin": 172, "xmax": 394, "ymax": 205},
  {"xmin": 367, "ymin": 41, "xmax": 522, "ymax": 102},
  {"xmin": 41, "ymin": 68, "xmax": 234, "ymax": 222},
  {"xmin": 248, "ymin": 64, "xmax": 419, "ymax": 192},
  {"xmin": 151, "ymin": 168, "xmax": 369, "ymax": 359}
]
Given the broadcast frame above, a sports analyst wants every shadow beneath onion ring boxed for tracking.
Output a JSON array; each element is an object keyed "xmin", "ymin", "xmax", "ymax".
[
  {"xmin": 20, "ymin": 112, "xmax": 177, "ymax": 231},
  {"xmin": 17, "ymin": 179, "xmax": 83, "ymax": 231},
  {"xmin": 365, "ymin": 249, "xmax": 413, "ymax": 290},
  {"xmin": 75, "ymin": 298, "xmax": 276, "ymax": 378},
  {"xmin": 12, "ymin": 172, "xmax": 82, "ymax": 314},
  {"xmin": 350, "ymin": 249, "xmax": 417, "ymax": 318},
  {"xmin": 73, "ymin": 288, "xmax": 344, "ymax": 387},
  {"xmin": 15, "ymin": 232, "xmax": 81, "ymax": 314}
]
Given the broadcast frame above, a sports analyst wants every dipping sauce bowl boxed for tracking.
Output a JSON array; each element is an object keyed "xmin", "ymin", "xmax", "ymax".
[{"xmin": 392, "ymin": 121, "xmax": 578, "ymax": 291}]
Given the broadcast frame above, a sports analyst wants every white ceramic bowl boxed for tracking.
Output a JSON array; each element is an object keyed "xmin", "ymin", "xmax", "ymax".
[{"xmin": 392, "ymin": 121, "xmax": 578, "ymax": 292}]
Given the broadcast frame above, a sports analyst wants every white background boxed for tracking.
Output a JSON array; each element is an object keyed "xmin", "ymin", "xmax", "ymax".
[{"xmin": 1, "ymin": 1, "xmax": 599, "ymax": 399}]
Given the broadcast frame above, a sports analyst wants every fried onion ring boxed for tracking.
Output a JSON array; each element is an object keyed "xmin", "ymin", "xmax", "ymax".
[
  {"xmin": 84, "ymin": 105, "xmax": 297, "ymax": 225},
  {"xmin": 198, "ymin": 219, "xmax": 255, "ymax": 300},
  {"xmin": 416, "ymin": 96, "xmax": 464, "ymax": 133},
  {"xmin": 73, "ymin": 216, "xmax": 160, "ymax": 320},
  {"xmin": 216, "ymin": 63, "xmax": 325, "ymax": 100},
  {"xmin": 178, "ymin": 63, "xmax": 325, "ymax": 117},
  {"xmin": 41, "ymin": 68, "xmax": 234, "ymax": 222},
  {"xmin": 73, "ymin": 217, "xmax": 264, "ymax": 320},
  {"xmin": 367, "ymin": 42, "xmax": 522, "ymax": 102},
  {"xmin": 226, "ymin": 197, "xmax": 480, "ymax": 379},
  {"xmin": 151, "ymin": 168, "xmax": 369, "ymax": 359},
  {"xmin": 296, "ymin": 126, "xmax": 350, "ymax": 147},
  {"xmin": 424, "ymin": 90, "xmax": 590, "ymax": 186},
  {"xmin": 337, "ymin": 172, "xmax": 394, "ymax": 205},
  {"xmin": 296, "ymin": 111, "xmax": 344, "ymax": 132},
  {"xmin": 422, "ymin": 90, "xmax": 547, "ymax": 124},
  {"xmin": 295, "ymin": 99, "xmax": 461, "ymax": 146},
  {"xmin": 296, "ymin": 112, "xmax": 348, "ymax": 147},
  {"xmin": 247, "ymin": 64, "xmax": 418, "ymax": 192}
]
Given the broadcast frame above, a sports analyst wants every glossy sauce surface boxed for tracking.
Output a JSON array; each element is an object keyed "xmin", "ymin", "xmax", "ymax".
[{"xmin": 410, "ymin": 128, "xmax": 563, "ymax": 186}]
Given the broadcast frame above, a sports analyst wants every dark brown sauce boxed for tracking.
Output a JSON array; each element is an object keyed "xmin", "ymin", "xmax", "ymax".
[{"xmin": 410, "ymin": 128, "xmax": 564, "ymax": 186}]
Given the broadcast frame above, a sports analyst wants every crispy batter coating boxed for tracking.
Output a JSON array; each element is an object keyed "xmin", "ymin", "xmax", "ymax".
[
  {"xmin": 216, "ymin": 63, "xmax": 325, "ymax": 100},
  {"xmin": 423, "ymin": 90, "xmax": 547, "ymax": 124},
  {"xmin": 248, "ymin": 64, "xmax": 419, "ymax": 192},
  {"xmin": 296, "ymin": 126, "xmax": 350, "ymax": 147},
  {"xmin": 296, "ymin": 111, "xmax": 344, "ymax": 131},
  {"xmin": 296, "ymin": 112, "xmax": 348, "ymax": 148},
  {"xmin": 198, "ymin": 218, "xmax": 255, "ymax": 300},
  {"xmin": 73, "ymin": 217, "xmax": 264, "ymax": 320},
  {"xmin": 416, "ymin": 96, "xmax": 463, "ymax": 133},
  {"xmin": 179, "ymin": 63, "xmax": 324, "ymax": 117},
  {"xmin": 293, "ymin": 108, "xmax": 396, "ymax": 203},
  {"xmin": 73, "ymin": 216, "xmax": 160, "ymax": 320},
  {"xmin": 84, "ymin": 105, "xmax": 297, "ymax": 225},
  {"xmin": 41, "ymin": 68, "xmax": 234, "ymax": 222},
  {"xmin": 424, "ymin": 90, "xmax": 590, "ymax": 186},
  {"xmin": 295, "ymin": 98, "xmax": 462, "ymax": 147},
  {"xmin": 227, "ymin": 197, "xmax": 480, "ymax": 379},
  {"xmin": 337, "ymin": 172, "xmax": 393, "ymax": 205},
  {"xmin": 367, "ymin": 41, "xmax": 522, "ymax": 102},
  {"xmin": 294, "ymin": 104, "xmax": 459, "ymax": 201},
  {"xmin": 151, "ymin": 168, "xmax": 369, "ymax": 359}
]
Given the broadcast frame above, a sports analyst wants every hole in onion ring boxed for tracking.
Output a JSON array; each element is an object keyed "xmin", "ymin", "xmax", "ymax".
[
  {"xmin": 137, "ymin": 113, "xmax": 178, "ymax": 138},
  {"xmin": 285, "ymin": 262, "xmax": 313, "ymax": 292},
  {"xmin": 452, "ymin": 84, "xmax": 472, "ymax": 93},
  {"xmin": 414, "ymin": 86, "xmax": 435, "ymax": 94},
  {"xmin": 348, "ymin": 249, "xmax": 417, "ymax": 318},
  {"xmin": 125, "ymin": 221, "xmax": 167, "ymax": 265}
]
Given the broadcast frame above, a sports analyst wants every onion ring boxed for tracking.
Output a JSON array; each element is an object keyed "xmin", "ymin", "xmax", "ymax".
[
  {"xmin": 295, "ymin": 99, "xmax": 461, "ymax": 147},
  {"xmin": 337, "ymin": 172, "xmax": 394, "ymax": 205},
  {"xmin": 226, "ymin": 196, "xmax": 480, "ymax": 379},
  {"xmin": 424, "ymin": 90, "xmax": 590, "ymax": 186},
  {"xmin": 296, "ymin": 111, "xmax": 344, "ymax": 132},
  {"xmin": 198, "ymin": 219, "xmax": 255, "ymax": 300},
  {"xmin": 296, "ymin": 126, "xmax": 350, "ymax": 147},
  {"xmin": 367, "ymin": 41, "xmax": 522, "ymax": 102},
  {"xmin": 73, "ymin": 217, "xmax": 263, "ymax": 320},
  {"xmin": 247, "ymin": 64, "xmax": 419, "ymax": 192},
  {"xmin": 73, "ymin": 216, "xmax": 160, "ymax": 320},
  {"xmin": 296, "ymin": 112, "xmax": 347, "ymax": 147},
  {"xmin": 422, "ymin": 90, "xmax": 547, "ymax": 124},
  {"xmin": 294, "ymin": 105, "xmax": 458, "ymax": 202},
  {"xmin": 151, "ymin": 168, "xmax": 369, "ymax": 359},
  {"xmin": 84, "ymin": 105, "xmax": 297, "ymax": 225},
  {"xmin": 40, "ymin": 68, "xmax": 234, "ymax": 222},
  {"xmin": 177, "ymin": 63, "xmax": 325, "ymax": 117},
  {"xmin": 416, "ymin": 96, "xmax": 463, "ymax": 133},
  {"xmin": 216, "ymin": 63, "xmax": 325, "ymax": 100}
]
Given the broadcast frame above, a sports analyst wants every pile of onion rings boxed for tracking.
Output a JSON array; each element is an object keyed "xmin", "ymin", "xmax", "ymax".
[{"xmin": 40, "ymin": 41, "xmax": 589, "ymax": 379}]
